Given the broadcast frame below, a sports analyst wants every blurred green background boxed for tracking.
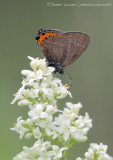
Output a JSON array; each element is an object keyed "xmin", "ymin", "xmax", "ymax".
[{"xmin": 0, "ymin": 0, "xmax": 113, "ymax": 159}]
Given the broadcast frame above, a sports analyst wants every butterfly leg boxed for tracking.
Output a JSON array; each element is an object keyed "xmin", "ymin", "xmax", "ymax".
[{"xmin": 64, "ymin": 70, "xmax": 72, "ymax": 86}]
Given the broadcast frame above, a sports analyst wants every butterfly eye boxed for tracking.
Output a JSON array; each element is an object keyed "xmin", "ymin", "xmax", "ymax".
[{"xmin": 35, "ymin": 34, "xmax": 40, "ymax": 40}]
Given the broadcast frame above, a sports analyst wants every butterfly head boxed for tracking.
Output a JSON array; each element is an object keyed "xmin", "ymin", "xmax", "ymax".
[{"xmin": 35, "ymin": 28, "xmax": 45, "ymax": 40}]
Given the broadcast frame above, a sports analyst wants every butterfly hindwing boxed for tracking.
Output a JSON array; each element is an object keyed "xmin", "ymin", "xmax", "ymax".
[{"xmin": 62, "ymin": 32, "xmax": 90, "ymax": 67}]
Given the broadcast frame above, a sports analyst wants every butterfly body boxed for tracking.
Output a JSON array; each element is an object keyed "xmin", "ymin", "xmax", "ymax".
[{"xmin": 36, "ymin": 29, "xmax": 90, "ymax": 74}]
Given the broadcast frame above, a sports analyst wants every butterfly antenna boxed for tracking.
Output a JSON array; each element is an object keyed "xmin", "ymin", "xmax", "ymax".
[{"xmin": 64, "ymin": 70, "xmax": 72, "ymax": 86}]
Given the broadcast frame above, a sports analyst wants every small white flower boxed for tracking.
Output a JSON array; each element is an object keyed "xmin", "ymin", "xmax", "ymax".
[
  {"xmin": 57, "ymin": 85, "xmax": 72, "ymax": 99},
  {"xmin": 75, "ymin": 112, "xmax": 92, "ymax": 129},
  {"xmin": 10, "ymin": 117, "xmax": 28, "ymax": 139},
  {"xmin": 45, "ymin": 105, "xmax": 57, "ymax": 114},
  {"xmin": 29, "ymin": 57, "xmax": 46, "ymax": 71},
  {"xmin": 11, "ymin": 80, "xmax": 26, "ymax": 104},
  {"xmin": 90, "ymin": 143, "xmax": 108, "ymax": 155},
  {"xmin": 84, "ymin": 143, "xmax": 113, "ymax": 160},
  {"xmin": 52, "ymin": 145, "xmax": 68, "ymax": 159},
  {"xmin": 28, "ymin": 104, "xmax": 49, "ymax": 123},
  {"xmin": 66, "ymin": 102, "xmax": 82, "ymax": 115},
  {"xmin": 71, "ymin": 128, "xmax": 87, "ymax": 142},
  {"xmin": 33, "ymin": 127, "xmax": 42, "ymax": 139},
  {"xmin": 51, "ymin": 127, "xmax": 62, "ymax": 139},
  {"xmin": 43, "ymin": 67, "xmax": 55, "ymax": 76},
  {"xmin": 54, "ymin": 113, "xmax": 74, "ymax": 141}
]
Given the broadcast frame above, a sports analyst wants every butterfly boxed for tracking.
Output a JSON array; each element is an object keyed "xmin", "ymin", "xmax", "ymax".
[{"xmin": 35, "ymin": 29, "xmax": 90, "ymax": 76}]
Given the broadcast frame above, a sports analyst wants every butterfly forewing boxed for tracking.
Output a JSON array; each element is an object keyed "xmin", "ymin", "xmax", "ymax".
[
  {"xmin": 39, "ymin": 30, "xmax": 67, "ymax": 64},
  {"xmin": 62, "ymin": 32, "xmax": 90, "ymax": 67}
]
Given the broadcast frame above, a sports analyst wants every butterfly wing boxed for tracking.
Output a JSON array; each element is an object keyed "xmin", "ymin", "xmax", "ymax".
[
  {"xmin": 38, "ymin": 29, "xmax": 67, "ymax": 64},
  {"xmin": 62, "ymin": 32, "xmax": 90, "ymax": 67}
]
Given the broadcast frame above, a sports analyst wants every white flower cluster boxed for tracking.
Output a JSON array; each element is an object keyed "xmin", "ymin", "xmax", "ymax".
[
  {"xmin": 53, "ymin": 102, "xmax": 92, "ymax": 142},
  {"xmin": 11, "ymin": 102, "xmax": 92, "ymax": 142},
  {"xmin": 13, "ymin": 139, "xmax": 68, "ymax": 160},
  {"xmin": 11, "ymin": 56, "xmax": 92, "ymax": 160},
  {"xmin": 76, "ymin": 143, "xmax": 113, "ymax": 160},
  {"xmin": 11, "ymin": 56, "xmax": 72, "ymax": 106}
]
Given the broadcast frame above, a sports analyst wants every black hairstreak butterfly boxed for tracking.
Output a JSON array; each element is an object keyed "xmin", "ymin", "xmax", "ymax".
[{"xmin": 35, "ymin": 29, "xmax": 90, "ymax": 80}]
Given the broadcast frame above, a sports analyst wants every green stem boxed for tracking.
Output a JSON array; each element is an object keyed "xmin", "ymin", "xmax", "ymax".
[
  {"xmin": 42, "ymin": 129, "xmax": 59, "ymax": 146},
  {"xmin": 94, "ymin": 154, "xmax": 99, "ymax": 160},
  {"xmin": 61, "ymin": 136, "xmax": 71, "ymax": 159},
  {"xmin": 62, "ymin": 149, "xmax": 70, "ymax": 160},
  {"xmin": 61, "ymin": 137, "xmax": 79, "ymax": 159}
]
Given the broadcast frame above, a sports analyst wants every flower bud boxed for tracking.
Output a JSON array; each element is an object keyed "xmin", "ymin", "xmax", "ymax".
[
  {"xmin": 46, "ymin": 105, "xmax": 54, "ymax": 114},
  {"xmin": 18, "ymin": 100, "xmax": 32, "ymax": 107},
  {"xmin": 26, "ymin": 118, "xmax": 33, "ymax": 126},
  {"xmin": 21, "ymin": 70, "xmax": 32, "ymax": 76},
  {"xmin": 78, "ymin": 123, "xmax": 85, "ymax": 129},
  {"xmin": 80, "ymin": 136, "xmax": 87, "ymax": 142},
  {"xmin": 25, "ymin": 133, "xmax": 32, "ymax": 139},
  {"xmin": 85, "ymin": 152, "xmax": 93, "ymax": 159},
  {"xmin": 30, "ymin": 61, "xmax": 37, "ymax": 71},
  {"xmin": 70, "ymin": 113, "xmax": 76, "ymax": 121},
  {"xmin": 76, "ymin": 157, "xmax": 82, "ymax": 160}
]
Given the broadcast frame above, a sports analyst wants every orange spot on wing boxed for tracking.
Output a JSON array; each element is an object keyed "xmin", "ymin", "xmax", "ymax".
[{"xmin": 37, "ymin": 32, "xmax": 62, "ymax": 47}]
